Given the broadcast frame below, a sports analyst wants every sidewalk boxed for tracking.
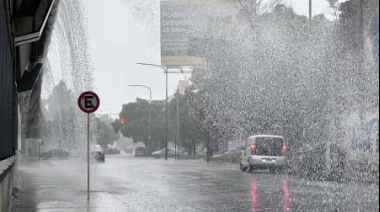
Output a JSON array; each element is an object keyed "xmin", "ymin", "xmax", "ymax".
[
  {"xmin": 11, "ymin": 190, "xmax": 128, "ymax": 212},
  {"xmin": 345, "ymin": 161, "xmax": 379, "ymax": 184},
  {"xmin": 10, "ymin": 160, "xmax": 128, "ymax": 212}
]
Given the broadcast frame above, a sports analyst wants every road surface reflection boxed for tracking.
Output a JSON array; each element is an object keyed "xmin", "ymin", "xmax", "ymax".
[{"xmin": 251, "ymin": 177, "xmax": 291, "ymax": 212}]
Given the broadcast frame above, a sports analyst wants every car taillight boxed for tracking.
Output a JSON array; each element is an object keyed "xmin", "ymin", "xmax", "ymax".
[
  {"xmin": 282, "ymin": 144, "xmax": 289, "ymax": 154},
  {"xmin": 250, "ymin": 143, "xmax": 257, "ymax": 155}
]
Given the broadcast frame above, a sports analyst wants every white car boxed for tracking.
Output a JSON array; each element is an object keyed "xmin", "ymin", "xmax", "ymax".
[
  {"xmin": 240, "ymin": 135, "xmax": 289, "ymax": 173},
  {"xmin": 151, "ymin": 148, "xmax": 182, "ymax": 158}
]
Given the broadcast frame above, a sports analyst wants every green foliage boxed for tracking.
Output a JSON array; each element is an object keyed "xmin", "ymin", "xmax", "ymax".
[
  {"xmin": 111, "ymin": 120, "xmax": 122, "ymax": 134},
  {"xmin": 326, "ymin": 0, "xmax": 340, "ymax": 19},
  {"xmin": 95, "ymin": 117, "xmax": 120, "ymax": 148},
  {"xmin": 45, "ymin": 80, "xmax": 78, "ymax": 149},
  {"xmin": 169, "ymin": 93, "xmax": 206, "ymax": 155},
  {"xmin": 116, "ymin": 98, "xmax": 166, "ymax": 151},
  {"xmin": 113, "ymin": 96, "xmax": 206, "ymax": 155}
]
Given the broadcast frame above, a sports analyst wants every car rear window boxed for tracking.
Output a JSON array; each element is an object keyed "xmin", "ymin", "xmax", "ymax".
[
  {"xmin": 255, "ymin": 137, "xmax": 284, "ymax": 156},
  {"xmin": 91, "ymin": 145, "xmax": 102, "ymax": 152}
]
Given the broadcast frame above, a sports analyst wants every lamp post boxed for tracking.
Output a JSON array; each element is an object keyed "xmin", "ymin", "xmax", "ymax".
[
  {"xmin": 137, "ymin": 63, "xmax": 192, "ymax": 161},
  {"xmin": 128, "ymin": 85, "xmax": 152, "ymax": 153},
  {"xmin": 309, "ymin": 0, "xmax": 312, "ymax": 24},
  {"xmin": 137, "ymin": 63, "xmax": 169, "ymax": 160}
]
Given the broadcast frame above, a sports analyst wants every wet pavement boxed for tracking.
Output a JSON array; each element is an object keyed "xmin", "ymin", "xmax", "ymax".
[{"xmin": 11, "ymin": 154, "xmax": 379, "ymax": 212}]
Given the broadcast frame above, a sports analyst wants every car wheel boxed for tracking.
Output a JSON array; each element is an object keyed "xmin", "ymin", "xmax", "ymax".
[
  {"xmin": 240, "ymin": 163, "xmax": 247, "ymax": 172},
  {"xmin": 278, "ymin": 167, "xmax": 285, "ymax": 173},
  {"xmin": 154, "ymin": 155, "xmax": 160, "ymax": 159},
  {"xmin": 248, "ymin": 165, "xmax": 255, "ymax": 173}
]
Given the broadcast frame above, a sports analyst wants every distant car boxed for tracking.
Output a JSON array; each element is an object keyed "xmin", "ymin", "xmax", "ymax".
[
  {"xmin": 40, "ymin": 149, "xmax": 70, "ymax": 160},
  {"xmin": 69, "ymin": 149, "xmax": 81, "ymax": 158},
  {"xmin": 105, "ymin": 148, "xmax": 121, "ymax": 155},
  {"xmin": 135, "ymin": 147, "xmax": 147, "ymax": 157},
  {"xmin": 240, "ymin": 135, "xmax": 289, "ymax": 173},
  {"xmin": 151, "ymin": 148, "xmax": 182, "ymax": 159},
  {"xmin": 124, "ymin": 147, "xmax": 134, "ymax": 154},
  {"xmin": 91, "ymin": 145, "xmax": 105, "ymax": 162}
]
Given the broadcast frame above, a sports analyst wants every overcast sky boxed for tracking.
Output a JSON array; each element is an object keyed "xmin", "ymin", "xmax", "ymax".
[{"xmin": 84, "ymin": 0, "xmax": 341, "ymax": 115}]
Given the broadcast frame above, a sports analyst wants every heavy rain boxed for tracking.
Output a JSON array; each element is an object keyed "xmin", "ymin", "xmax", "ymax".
[{"xmin": 0, "ymin": 0, "xmax": 378, "ymax": 212}]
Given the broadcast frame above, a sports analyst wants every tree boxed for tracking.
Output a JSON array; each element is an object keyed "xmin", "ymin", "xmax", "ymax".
[
  {"xmin": 326, "ymin": 0, "xmax": 340, "ymax": 20},
  {"xmin": 169, "ymin": 93, "xmax": 206, "ymax": 155},
  {"xmin": 95, "ymin": 117, "xmax": 120, "ymax": 148},
  {"xmin": 48, "ymin": 80, "xmax": 73, "ymax": 116},
  {"xmin": 237, "ymin": 0, "xmax": 283, "ymax": 28},
  {"xmin": 114, "ymin": 99, "xmax": 166, "ymax": 152},
  {"xmin": 46, "ymin": 80, "xmax": 77, "ymax": 149},
  {"xmin": 188, "ymin": 5, "xmax": 337, "ymax": 151}
]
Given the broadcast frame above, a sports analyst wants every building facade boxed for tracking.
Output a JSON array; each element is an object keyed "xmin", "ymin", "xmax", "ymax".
[
  {"xmin": 1, "ymin": 0, "xmax": 58, "ymax": 210},
  {"xmin": 337, "ymin": 0, "xmax": 379, "ymax": 181},
  {"xmin": 177, "ymin": 80, "xmax": 190, "ymax": 95}
]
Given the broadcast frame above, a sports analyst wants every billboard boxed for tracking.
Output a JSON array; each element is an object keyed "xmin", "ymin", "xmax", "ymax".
[{"xmin": 161, "ymin": 0, "xmax": 248, "ymax": 66}]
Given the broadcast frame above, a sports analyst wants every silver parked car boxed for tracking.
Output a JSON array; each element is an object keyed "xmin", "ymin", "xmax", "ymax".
[
  {"xmin": 151, "ymin": 148, "xmax": 182, "ymax": 159},
  {"xmin": 240, "ymin": 135, "xmax": 289, "ymax": 173}
]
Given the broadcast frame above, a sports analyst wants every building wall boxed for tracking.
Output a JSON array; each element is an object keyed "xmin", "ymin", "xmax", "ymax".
[
  {"xmin": 341, "ymin": 106, "xmax": 379, "ymax": 163},
  {"xmin": 1, "ymin": 1, "xmax": 17, "ymax": 211},
  {"xmin": 177, "ymin": 80, "xmax": 190, "ymax": 95},
  {"xmin": 0, "ymin": 160, "xmax": 14, "ymax": 212},
  {"xmin": 363, "ymin": 0, "xmax": 379, "ymax": 65},
  {"xmin": 0, "ymin": 0, "xmax": 17, "ymax": 162}
]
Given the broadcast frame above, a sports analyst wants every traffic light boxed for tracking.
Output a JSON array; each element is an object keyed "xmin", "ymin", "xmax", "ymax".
[{"xmin": 120, "ymin": 117, "xmax": 126, "ymax": 126}]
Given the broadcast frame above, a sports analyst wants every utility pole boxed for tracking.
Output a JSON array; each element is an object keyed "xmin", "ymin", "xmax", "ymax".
[
  {"xmin": 165, "ymin": 71, "xmax": 169, "ymax": 160},
  {"xmin": 309, "ymin": 0, "xmax": 312, "ymax": 24},
  {"xmin": 137, "ymin": 63, "xmax": 169, "ymax": 160},
  {"xmin": 176, "ymin": 89, "xmax": 180, "ymax": 160},
  {"xmin": 206, "ymin": 136, "xmax": 210, "ymax": 163},
  {"xmin": 175, "ymin": 136, "xmax": 177, "ymax": 161},
  {"xmin": 137, "ymin": 63, "xmax": 192, "ymax": 161}
]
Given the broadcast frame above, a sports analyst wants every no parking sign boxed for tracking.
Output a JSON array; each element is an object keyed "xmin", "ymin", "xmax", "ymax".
[
  {"xmin": 77, "ymin": 91, "xmax": 100, "ymax": 201},
  {"xmin": 78, "ymin": 91, "xmax": 100, "ymax": 114}
]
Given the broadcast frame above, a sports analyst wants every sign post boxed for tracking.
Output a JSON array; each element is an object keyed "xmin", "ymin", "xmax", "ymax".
[{"xmin": 78, "ymin": 91, "xmax": 100, "ymax": 201}]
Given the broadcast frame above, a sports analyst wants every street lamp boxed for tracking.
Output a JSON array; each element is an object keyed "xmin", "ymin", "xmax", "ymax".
[
  {"xmin": 309, "ymin": 0, "xmax": 312, "ymax": 24},
  {"xmin": 128, "ymin": 84, "xmax": 152, "ymax": 153},
  {"xmin": 137, "ymin": 63, "xmax": 192, "ymax": 161},
  {"xmin": 137, "ymin": 63, "xmax": 169, "ymax": 160}
]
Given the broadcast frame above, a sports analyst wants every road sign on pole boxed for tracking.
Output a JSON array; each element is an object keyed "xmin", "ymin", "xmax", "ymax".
[
  {"xmin": 78, "ymin": 91, "xmax": 100, "ymax": 114},
  {"xmin": 77, "ymin": 91, "xmax": 100, "ymax": 201}
]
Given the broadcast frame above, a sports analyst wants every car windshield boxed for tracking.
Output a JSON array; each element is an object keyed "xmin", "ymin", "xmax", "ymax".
[
  {"xmin": 4, "ymin": 0, "xmax": 379, "ymax": 211},
  {"xmin": 91, "ymin": 145, "xmax": 102, "ymax": 152}
]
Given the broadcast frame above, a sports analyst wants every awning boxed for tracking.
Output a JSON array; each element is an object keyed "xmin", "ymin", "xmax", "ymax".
[{"xmin": 14, "ymin": 0, "xmax": 56, "ymax": 46}]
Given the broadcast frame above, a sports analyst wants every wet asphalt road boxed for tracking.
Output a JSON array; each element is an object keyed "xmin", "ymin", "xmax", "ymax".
[{"xmin": 11, "ymin": 153, "xmax": 379, "ymax": 212}]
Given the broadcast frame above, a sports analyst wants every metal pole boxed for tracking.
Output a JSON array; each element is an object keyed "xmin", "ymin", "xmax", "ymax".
[
  {"xmin": 175, "ymin": 136, "xmax": 177, "ymax": 161},
  {"xmin": 136, "ymin": 63, "xmax": 192, "ymax": 161},
  {"xmin": 38, "ymin": 142, "xmax": 41, "ymax": 161},
  {"xmin": 148, "ymin": 89, "xmax": 152, "ymax": 154},
  {"xmin": 309, "ymin": 0, "xmax": 312, "ymax": 24},
  {"xmin": 165, "ymin": 70, "xmax": 168, "ymax": 160},
  {"xmin": 206, "ymin": 136, "xmax": 210, "ymax": 163},
  {"xmin": 87, "ymin": 113, "xmax": 90, "ymax": 201},
  {"xmin": 176, "ymin": 89, "xmax": 180, "ymax": 160}
]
